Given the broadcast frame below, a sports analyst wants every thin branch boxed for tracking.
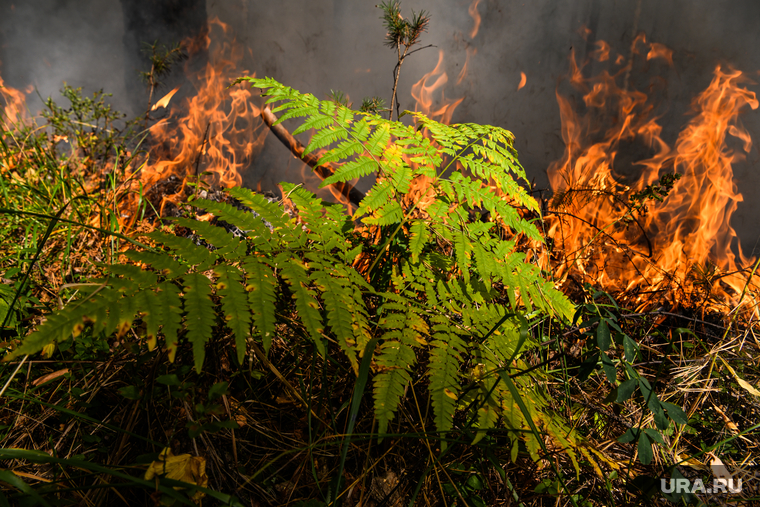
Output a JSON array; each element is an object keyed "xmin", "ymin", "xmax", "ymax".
[{"xmin": 260, "ymin": 107, "xmax": 365, "ymax": 208}]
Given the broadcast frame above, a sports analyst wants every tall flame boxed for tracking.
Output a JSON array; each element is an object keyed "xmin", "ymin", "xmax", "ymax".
[
  {"xmin": 0, "ymin": 73, "xmax": 29, "ymax": 126},
  {"xmin": 128, "ymin": 18, "xmax": 268, "ymax": 220},
  {"xmin": 547, "ymin": 39, "xmax": 759, "ymax": 311},
  {"xmin": 410, "ymin": 49, "xmax": 464, "ymax": 124}
]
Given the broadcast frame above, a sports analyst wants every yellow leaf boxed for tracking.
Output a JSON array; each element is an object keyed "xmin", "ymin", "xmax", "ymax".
[
  {"xmin": 444, "ymin": 388, "xmax": 458, "ymax": 400},
  {"xmin": 41, "ymin": 342, "xmax": 56, "ymax": 358},
  {"xmin": 719, "ymin": 357, "xmax": 760, "ymax": 397},
  {"xmin": 144, "ymin": 448, "xmax": 207, "ymax": 501}
]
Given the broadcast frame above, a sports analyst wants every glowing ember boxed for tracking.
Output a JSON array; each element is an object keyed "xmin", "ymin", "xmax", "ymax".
[{"xmin": 547, "ymin": 37, "xmax": 759, "ymax": 312}]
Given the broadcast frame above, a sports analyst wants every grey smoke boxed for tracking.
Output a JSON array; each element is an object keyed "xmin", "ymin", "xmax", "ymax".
[{"xmin": 1, "ymin": 0, "xmax": 759, "ymax": 253}]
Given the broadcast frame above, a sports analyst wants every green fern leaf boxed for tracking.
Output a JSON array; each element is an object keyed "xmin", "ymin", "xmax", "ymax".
[
  {"xmin": 145, "ymin": 231, "xmax": 214, "ymax": 269},
  {"xmin": 133, "ymin": 288, "xmax": 161, "ymax": 351},
  {"xmin": 192, "ymin": 198, "xmax": 275, "ymax": 247},
  {"xmin": 310, "ymin": 261, "xmax": 358, "ymax": 371},
  {"xmin": 156, "ymin": 281, "xmax": 182, "ymax": 362},
  {"xmin": 408, "ymin": 220, "xmax": 428, "ymax": 263},
  {"xmin": 321, "ymin": 156, "xmax": 377, "ymax": 186},
  {"xmin": 317, "ymin": 138, "xmax": 364, "ymax": 165},
  {"xmin": 429, "ymin": 328, "xmax": 466, "ymax": 449},
  {"xmin": 243, "ymin": 257, "xmax": 277, "ymax": 353},
  {"xmin": 293, "ymin": 113, "xmax": 334, "ymax": 136},
  {"xmin": 174, "ymin": 216, "xmax": 242, "ymax": 255},
  {"xmin": 5, "ymin": 285, "xmax": 119, "ymax": 359},
  {"xmin": 228, "ymin": 188, "xmax": 288, "ymax": 231},
  {"xmin": 124, "ymin": 251, "xmax": 186, "ymax": 279},
  {"xmin": 373, "ymin": 342, "xmax": 414, "ymax": 437},
  {"xmin": 181, "ymin": 273, "xmax": 215, "ymax": 372},
  {"xmin": 214, "ymin": 264, "xmax": 251, "ymax": 363},
  {"xmin": 279, "ymin": 257, "xmax": 325, "ymax": 355},
  {"xmin": 303, "ymin": 126, "xmax": 346, "ymax": 154},
  {"xmin": 373, "ymin": 304, "xmax": 425, "ymax": 437}
]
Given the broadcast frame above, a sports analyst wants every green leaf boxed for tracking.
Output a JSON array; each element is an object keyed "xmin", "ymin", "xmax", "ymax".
[
  {"xmin": 597, "ymin": 320, "xmax": 611, "ymax": 351},
  {"xmin": 279, "ymin": 256, "xmax": 325, "ymax": 356},
  {"xmin": 661, "ymin": 401, "xmax": 688, "ymax": 425},
  {"xmin": 243, "ymin": 258, "xmax": 277, "ymax": 353},
  {"xmin": 616, "ymin": 379, "xmax": 638, "ymax": 402},
  {"xmin": 643, "ymin": 428, "xmax": 664, "ymax": 444},
  {"xmin": 623, "ymin": 334, "xmax": 638, "ymax": 362},
  {"xmin": 600, "ymin": 351, "xmax": 617, "ymax": 384},
  {"xmin": 429, "ymin": 330, "xmax": 465, "ymax": 447},
  {"xmin": 156, "ymin": 282, "xmax": 182, "ymax": 362},
  {"xmin": 617, "ymin": 427, "xmax": 638, "ymax": 443},
  {"xmin": 637, "ymin": 433, "xmax": 653, "ymax": 465},
  {"xmin": 157, "ymin": 374, "xmax": 181, "ymax": 386},
  {"xmin": 214, "ymin": 264, "xmax": 251, "ymax": 363},
  {"xmin": 182, "ymin": 273, "xmax": 215, "ymax": 372},
  {"xmin": 208, "ymin": 381, "xmax": 229, "ymax": 401},
  {"xmin": 118, "ymin": 385, "xmax": 142, "ymax": 400}
]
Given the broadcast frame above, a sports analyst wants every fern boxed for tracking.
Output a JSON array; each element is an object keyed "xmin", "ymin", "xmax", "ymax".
[{"xmin": 5, "ymin": 77, "xmax": 605, "ymax": 472}]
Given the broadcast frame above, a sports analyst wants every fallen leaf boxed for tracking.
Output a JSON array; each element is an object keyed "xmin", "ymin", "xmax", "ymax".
[
  {"xmin": 719, "ymin": 357, "xmax": 760, "ymax": 397},
  {"xmin": 144, "ymin": 448, "xmax": 207, "ymax": 500},
  {"xmin": 32, "ymin": 368, "xmax": 69, "ymax": 387}
]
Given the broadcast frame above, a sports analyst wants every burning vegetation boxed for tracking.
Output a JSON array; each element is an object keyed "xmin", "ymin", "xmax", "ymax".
[
  {"xmin": 547, "ymin": 37, "xmax": 759, "ymax": 316},
  {"xmin": 1, "ymin": 2, "xmax": 760, "ymax": 506}
]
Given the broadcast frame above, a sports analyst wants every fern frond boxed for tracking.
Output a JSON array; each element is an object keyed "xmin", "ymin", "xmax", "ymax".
[
  {"xmin": 373, "ymin": 304, "xmax": 426, "ymax": 437},
  {"xmin": 243, "ymin": 257, "xmax": 277, "ymax": 352},
  {"xmin": 181, "ymin": 273, "xmax": 215, "ymax": 372},
  {"xmin": 124, "ymin": 251, "xmax": 187, "ymax": 279},
  {"xmin": 5, "ymin": 285, "xmax": 119, "ymax": 359},
  {"xmin": 174, "ymin": 216, "xmax": 242, "ymax": 254},
  {"xmin": 214, "ymin": 264, "xmax": 251, "ymax": 363},
  {"xmin": 321, "ymin": 156, "xmax": 377, "ymax": 186},
  {"xmin": 304, "ymin": 126, "xmax": 347, "ymax": 155},
  {"xmin": 227, "ymin": 187, "xmax": 288, "ymax": 231},
  {"xmin": 408, "ymin": 220, "xmax": 428, "ymax": 263},
  {"xmin": 429, "ymin": 326, "xmax": 466, "ymax": 449},
  {"xmin": 192, "ymin": 198, "xmax": 275, "ymax": 248},
  {"xmin": 278, "ymin": 254, "xmax": 325, "ymax": 356},
  {"xmin": 145, "ymin": 231, "xmax": 214, "ymax": 269},
  {"xmin": 309, "ymin": 260, "xmax": 358, "ymax": 371}
]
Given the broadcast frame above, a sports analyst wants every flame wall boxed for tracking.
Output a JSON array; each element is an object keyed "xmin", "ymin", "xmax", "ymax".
[{"xmin": 2, "ymin": 0, "xmax": 759, "ymax": 252}]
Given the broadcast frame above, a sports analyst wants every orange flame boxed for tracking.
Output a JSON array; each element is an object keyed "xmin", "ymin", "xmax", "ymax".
[
  {"xmin": 0, "ymin": 72, "xmax": 29, "ymax": 126},
  {"xmin": 128, "ymin": 18, "xmax": 268, "ymax": 220},
  {"xmin": 517, "ymin": 72, "xmax": 527, "ymax": 91},
  {"xmin": 411, "ymin": 49, "xmax": 464, "ymax": 124},
  {"xmin": 468, "ymin": 0, "xmax": 483, "ymax": 39},
  {"xmin": 457, "ymin": 47, "xmax": 477, "ymax": 86},
  {"xmin": 547, "ymin": 40, "xmax": 759, "ymax": 312},
  {"xmin": 647, "ymin": 43, "xmax": 674, "ymax": 66},
  {"xmin": 592, "ymin": 40, "xmax": 611, "ymax": 62},
  {"xmin": 151, "ymin": 85, "xmax": 181, "ymax": 111}
]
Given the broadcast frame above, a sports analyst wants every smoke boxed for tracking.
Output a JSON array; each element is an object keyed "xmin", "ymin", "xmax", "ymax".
[{"xmin": 2, "ymin": 0, "xmax": 759, "ymax": 250}]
